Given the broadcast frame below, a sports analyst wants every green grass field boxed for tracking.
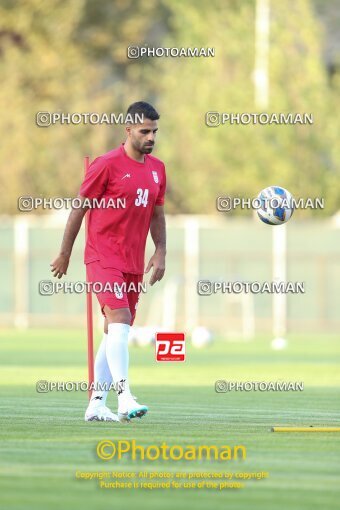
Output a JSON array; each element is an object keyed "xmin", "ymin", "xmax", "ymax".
[{"xmin": 0, "ymin": 330, "xmax": 339, "ymax": 510}]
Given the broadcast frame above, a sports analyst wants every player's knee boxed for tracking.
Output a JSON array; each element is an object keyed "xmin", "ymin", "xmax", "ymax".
[{"xmin": 104, "ymin": 306, "xmax": 131, "ymax": 325}]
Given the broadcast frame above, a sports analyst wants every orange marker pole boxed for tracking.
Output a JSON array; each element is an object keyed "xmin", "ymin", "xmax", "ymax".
[{"xmin": 84, "ymin": 156, "xmax": 94, "ymax": 399}]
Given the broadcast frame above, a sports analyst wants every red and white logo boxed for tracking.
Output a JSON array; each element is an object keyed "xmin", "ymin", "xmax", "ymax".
[
  {"xmin": 155, "ymin": 332, "xmax": 185, "ymax": 362},
  {"xmin": 152, "ymin": 171, "xmax": 159, "ymax": 184}
]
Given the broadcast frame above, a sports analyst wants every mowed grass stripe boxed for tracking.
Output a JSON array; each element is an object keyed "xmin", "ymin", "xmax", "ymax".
[{"xmin": 0, "ymin": 331, "xmax": 339, "ymax": 510}]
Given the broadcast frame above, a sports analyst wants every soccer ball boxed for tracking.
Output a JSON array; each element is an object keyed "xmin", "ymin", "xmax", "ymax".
[
  {"xmin": 134, "ymin": 326, "xmax": 158, "ymax": 347},
  {"xmin": 191, "ymin": 327, "xmax": 213, "ymax": 348},
  {"xmin": 271, "ymin": 337, "xmax": 287, "ymax": 350},
  {"xmin": 257, "ymin": 186, "xmax": 294, "ymax": 225}
]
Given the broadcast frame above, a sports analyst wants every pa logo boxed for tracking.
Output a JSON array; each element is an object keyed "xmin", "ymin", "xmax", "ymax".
[{"xmin": 155, "ymin": 333, "xmax": 185, "ymax": 362}]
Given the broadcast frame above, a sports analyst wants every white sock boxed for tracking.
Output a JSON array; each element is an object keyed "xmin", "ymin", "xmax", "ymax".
[
  {"xmin": 106, "ymin": 323, "xmax": 131, "ymax": 402},
  {"xmin": 89, "ymin": 333, "xmax": 112, "ymax": 406}
]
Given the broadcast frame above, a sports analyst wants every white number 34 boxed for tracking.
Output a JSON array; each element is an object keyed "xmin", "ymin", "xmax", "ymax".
[{"xmin": 135, "ymin": 188, "xmax": 149, "ymax": 207}]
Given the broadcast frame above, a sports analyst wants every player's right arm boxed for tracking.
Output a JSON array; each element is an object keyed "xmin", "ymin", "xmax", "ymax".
[
  {"xmin": 50, "ymin": 197, "xmax": 89, "ymax": 279},
  {"xmin": 50, "ymin": 157, "xmax": 109, "ymax": 278}
]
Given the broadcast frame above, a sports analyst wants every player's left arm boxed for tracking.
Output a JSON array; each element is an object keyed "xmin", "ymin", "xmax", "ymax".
[{"xmin": 145, "ymin": 205, "xmax": 166, "ymax": 286}]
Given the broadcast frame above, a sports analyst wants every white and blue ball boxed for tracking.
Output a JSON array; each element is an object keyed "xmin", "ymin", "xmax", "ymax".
[{"xmin": 257, "ymin": 186, "xmax": 294, "ymax": 225}]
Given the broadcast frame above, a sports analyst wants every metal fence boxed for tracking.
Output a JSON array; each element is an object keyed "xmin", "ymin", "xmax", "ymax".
[{"xmin": 1, "ymin": 213, "xmax": 339, "ymax": 337}]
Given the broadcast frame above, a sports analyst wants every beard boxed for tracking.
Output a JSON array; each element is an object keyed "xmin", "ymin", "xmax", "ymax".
[
  {"xmin": 141, "ymin": 144, "xmax": 154, "ymax": 154},
  {"xmin": 133, "ymin": 139, "xmax": 154, "ymax": 154}
]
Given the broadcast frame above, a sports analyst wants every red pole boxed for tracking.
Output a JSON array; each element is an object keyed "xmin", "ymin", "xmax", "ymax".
[{"xmin": 84, "ymin": 156, "xmax": 94, "ymax": 399}]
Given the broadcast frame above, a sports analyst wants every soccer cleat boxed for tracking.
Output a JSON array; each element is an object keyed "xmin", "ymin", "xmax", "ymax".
[
  {"xmin": 85, "ymin": 405, "xmax": 119, "ymax": 422},
  {"xmin": 118, "ymin": 394, "xmax": 148, "ymax": 423}
]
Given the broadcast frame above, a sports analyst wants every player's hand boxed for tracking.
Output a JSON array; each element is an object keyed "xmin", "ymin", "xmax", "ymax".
[
  {"xmin": 145, "ymin": 250, "xmax": 166, "ymax": 286},
  {"xmin": 50, "ymin": 254, "xmax": 70, "ymax": 279}
]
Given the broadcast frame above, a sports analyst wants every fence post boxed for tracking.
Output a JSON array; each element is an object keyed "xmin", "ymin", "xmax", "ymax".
[
  {"xmin": 14, "ymin": 217, "xmax": 29, "ymax": 328},
  {"xmin": 184, "ymin": 216, "xmax": 199, "ymax": 333},
  {"xmin": 272, "ymin": 224, "xmax": 287, "ymax": 339}
]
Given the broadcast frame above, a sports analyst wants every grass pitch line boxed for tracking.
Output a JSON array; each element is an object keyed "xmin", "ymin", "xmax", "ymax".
[{"xmin": 271, "ymin": 427, "xmax": 340, "ymax": 432}]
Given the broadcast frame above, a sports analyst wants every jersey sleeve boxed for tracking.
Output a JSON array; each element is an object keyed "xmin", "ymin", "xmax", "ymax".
[
  {"xmin": 79, "ymin": 157, "xmax": 108, "ymax": 199},
  {"xmin": 155, "ymin": 164, "xmax": 166, "ymax": 206}
]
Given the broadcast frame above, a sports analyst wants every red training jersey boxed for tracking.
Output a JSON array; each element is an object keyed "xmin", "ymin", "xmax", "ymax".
[{"xmin": 79, "ymin": 144, "xmax": 166, "ymax": 274}]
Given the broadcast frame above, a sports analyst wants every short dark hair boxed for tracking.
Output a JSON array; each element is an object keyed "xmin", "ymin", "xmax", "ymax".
[{"xmin": 126, "ymin": 101, "xmax": 160, "ymax": 121}]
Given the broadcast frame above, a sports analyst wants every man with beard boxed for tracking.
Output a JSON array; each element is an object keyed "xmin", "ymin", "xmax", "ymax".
[{"xmin": 51, "ymin": 102, "xmax": 166, "ymax": 423}]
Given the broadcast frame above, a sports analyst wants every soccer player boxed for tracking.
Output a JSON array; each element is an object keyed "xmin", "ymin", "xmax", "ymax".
[{"xmin": 50, "ymin": 102, "xmax": 166, "ymax": 423}]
